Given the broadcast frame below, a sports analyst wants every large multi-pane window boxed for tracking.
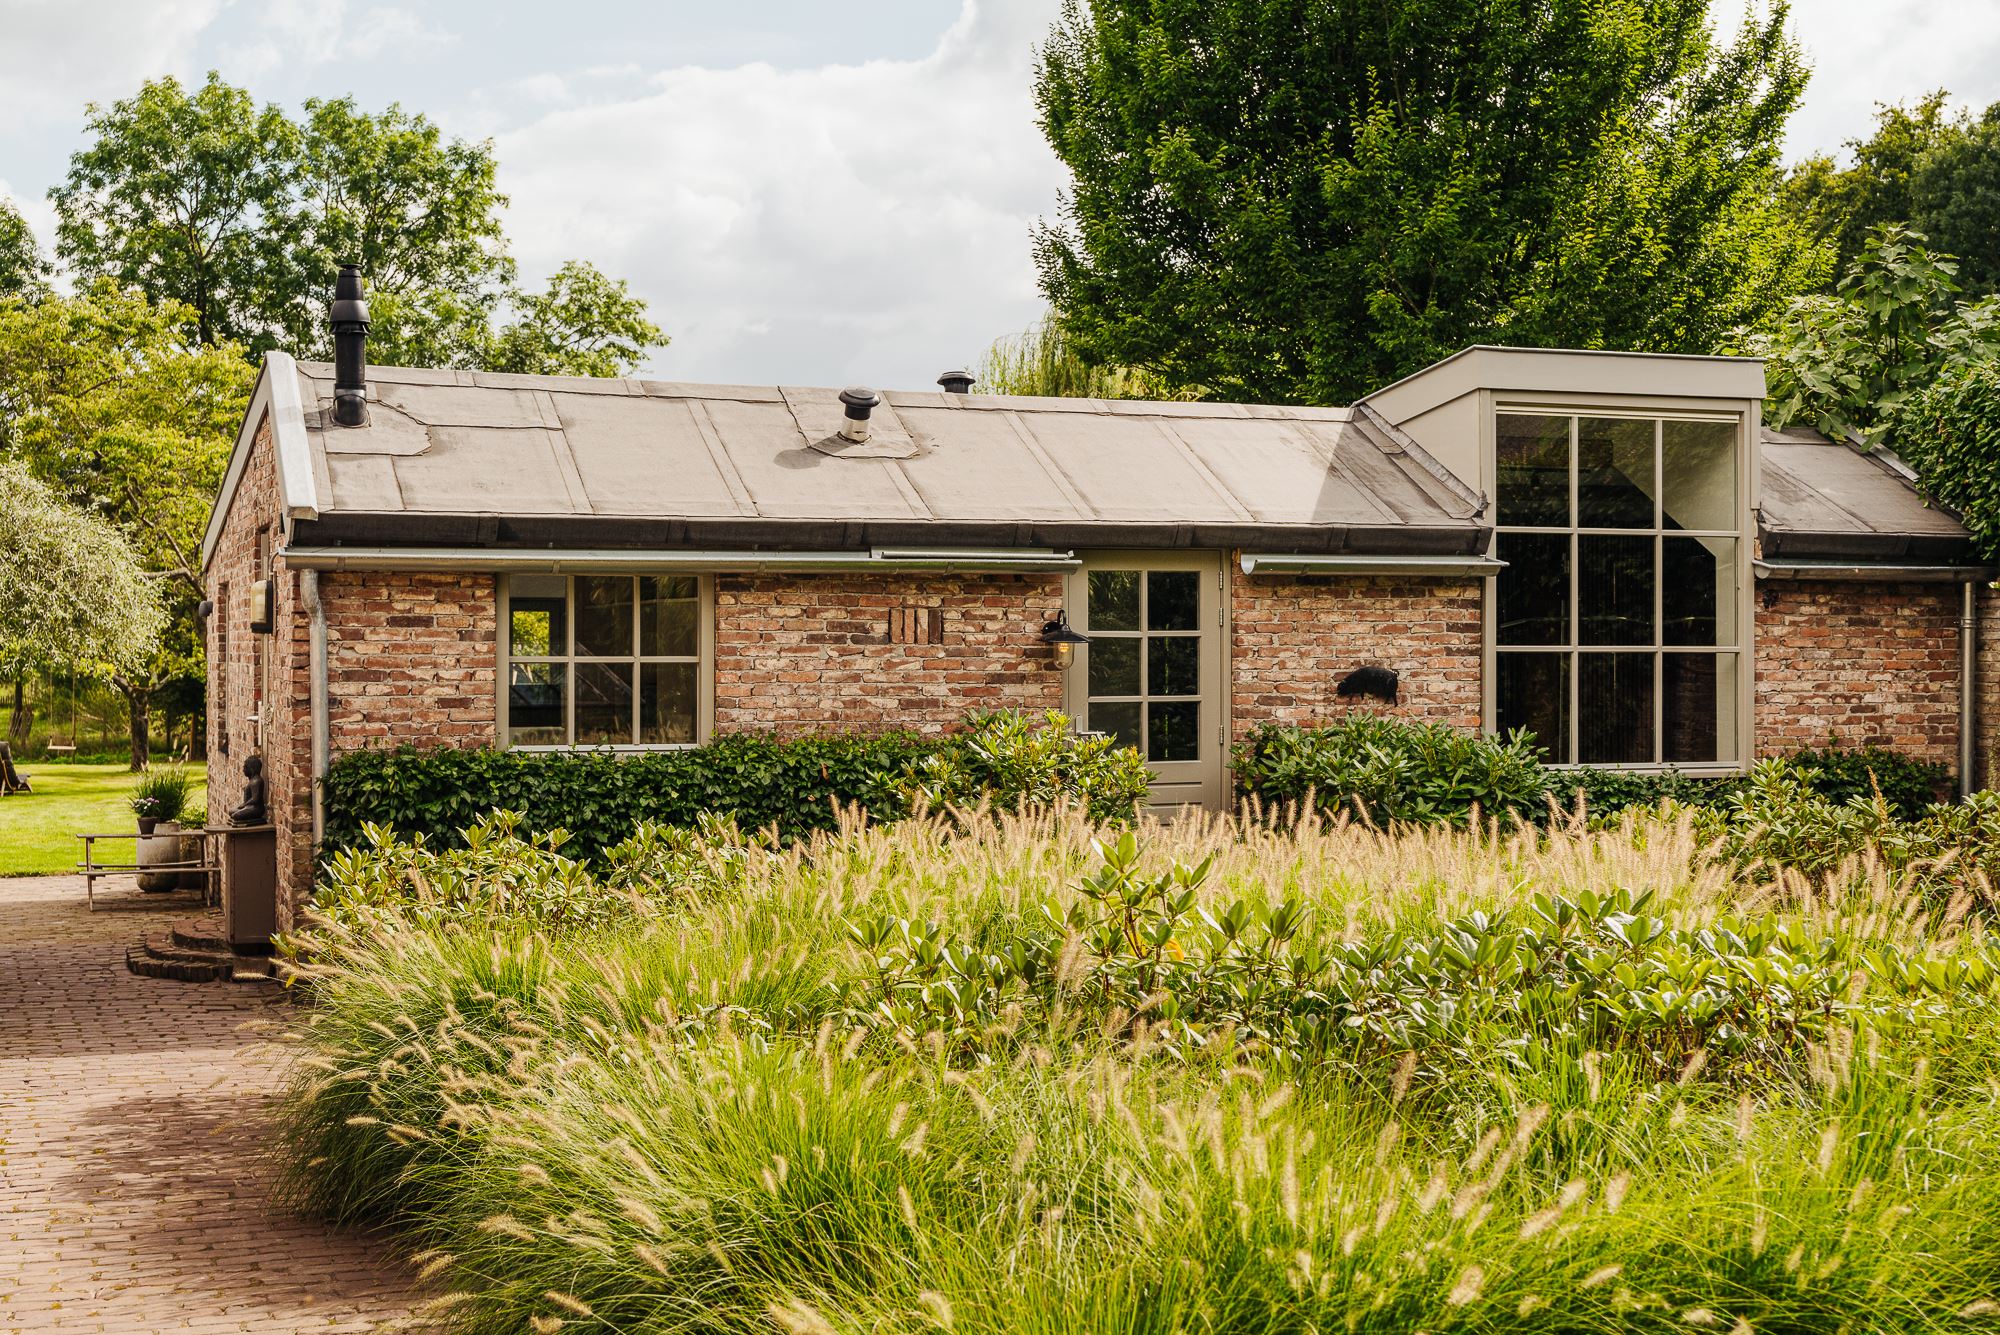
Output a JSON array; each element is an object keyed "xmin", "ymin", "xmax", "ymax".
[
  {"xmin": 1492, "ymin": 413, "xmax": 1742, "ymax": 766},
  {"xmin": 502, "ymin": 574, "xmax": 705, "ymax": 748}
]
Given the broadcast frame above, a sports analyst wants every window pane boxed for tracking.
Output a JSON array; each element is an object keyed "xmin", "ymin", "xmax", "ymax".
[
  {"xmin": 1663, "ymin": 420, "xmax": 1736, "ymax": 531},
  {"xmin": 1578, "ymin": 535, "xmax": 1655, "ymax": 646},
  {"xmin": 507, "ymin": 663, "xmax": 566, "ymax": 745},
  {"xmin": 1578, "ymin": 653, "xmax": 1654, "ymax": 765},
  {"xmin": 1576, "ymin": 417, "xmax": 1656, "ymax": 528},
  {"xmin": 1088, "ymin": 637, "xmax": 1140, "ymax": 697},
  {"xmin": 1088, "ymin": 570, "xmax": 1140, "ymax": 631},
  {"xmin": 1496, "ymin": 532, "xmax": 1569, "ymax": 646},
  {"xmin": 1148, "ymin": 636, "xmax": 1200, "ymax": 696},
  {"xmin": 1496, "ymin": 414, "xmax": 1570, "ymax": 526},
  {"xmin": 1089, "ymin": 700, "xmax": 1141, "ymax": 753},
  {"xmin": 1665, "ymin": 653, "xmax": 1738, "ymax": 764},
  {"xmin": 509, "ymin": 574, "xmax": 566, "ymax": 657},
  {"xmin": 1496, "ymin": 652, "xmax": 1568, "ymax": 761},
  {"xmin": 1147, "ymin": 571, "xmax": 1199, "ymax": 630},
  {"xmin": 575, "ymin": 576, "xmax": 634, "ymax": 657},
  {"xmin": 575, "ymin": 662, "xmax": 634, "ymax": 746},
  {"xmin": 1148, "ymin": 701, "xmax": 1201, "ymax": 762},
  {"xmin": 640, "ymin": 576, "xmax": 700, "ymax": 656},
  {"xmin": 640, "ymin": 662, "xmax": 697, "ymax": 745},
  {"xmin": 1663, "ymin": 537, "xmax": 1736, "ymax": 646}
]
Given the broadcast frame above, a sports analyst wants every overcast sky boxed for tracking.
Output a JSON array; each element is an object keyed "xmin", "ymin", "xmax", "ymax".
[{"xmin": 3, "ymin": 0, "xmax": 1998, "ymax": 390}]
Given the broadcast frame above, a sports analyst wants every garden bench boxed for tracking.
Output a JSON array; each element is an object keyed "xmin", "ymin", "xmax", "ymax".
[{"xmin": 75, "ymin": 830, "xmax": 219, "ymax": 911}]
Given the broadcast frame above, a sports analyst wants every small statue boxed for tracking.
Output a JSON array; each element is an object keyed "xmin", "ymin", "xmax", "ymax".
[{"xmin": 229, "ymin": 755, "xmax": 267, "ymax": 826}]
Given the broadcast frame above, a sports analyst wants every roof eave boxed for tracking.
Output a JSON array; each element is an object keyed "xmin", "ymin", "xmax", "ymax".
[{"xmin": 199, "ymin": 351, "xmax": 321, "ymax": 573}]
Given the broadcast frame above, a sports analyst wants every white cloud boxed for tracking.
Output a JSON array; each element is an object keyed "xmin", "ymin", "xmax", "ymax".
[
  {"xmin": 220, "ymin": 0, "xmax": 456, "ymax": 83},
  {"xmin": 492, "ymin": 0, "xmax": 1066, "ymax": 390},
  {"xmin": 0, "ymin": 0, "xmax": 222, "ymax": 129}
]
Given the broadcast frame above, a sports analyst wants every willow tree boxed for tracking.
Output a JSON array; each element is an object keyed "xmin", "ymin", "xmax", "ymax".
[{"xmin": 1034, "ymin": 0, "xmax": 1829, "ymax": 404}]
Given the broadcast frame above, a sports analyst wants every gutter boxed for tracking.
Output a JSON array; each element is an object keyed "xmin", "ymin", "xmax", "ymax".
[
  {"xmin": 1239, "ymin": 553, "xmax": 1506, "ymax": 577},
  {"xmin": 1963, "ymin": 579, "xmax": 1979, "ymax": 799},
  {"xmin": 300, "ymin": 569, "xmax": 330, "ymax": 846},
  {"xmin": 1754, "ymin": 559, "xmax": 1998, "ymax": 584},
  {"xmin": 281, "ymin": 546, "xmax": 1085, "ymax": 574}
]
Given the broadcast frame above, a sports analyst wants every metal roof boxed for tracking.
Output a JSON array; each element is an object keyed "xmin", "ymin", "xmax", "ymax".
[
  {"xmin": 277, "ymin": 358, "xmax": 1487, "ymax": 556},
  {"xmin": 1757, "ymin": 426, "xmax": 1977, "ymax": 563}
]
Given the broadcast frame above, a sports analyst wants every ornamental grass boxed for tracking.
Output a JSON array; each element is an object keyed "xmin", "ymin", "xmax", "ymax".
[{"xmin": 273, "ymin": 805, "xmax": 2000, "ymax": 1333}]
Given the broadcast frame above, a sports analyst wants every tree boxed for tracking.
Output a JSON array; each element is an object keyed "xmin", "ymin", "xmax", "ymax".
[
  {"xmin": 0, "ymin": 460, "xmax": 163, "ymax": 750},
  {"xmin": 1901, "ymin": 361, "xmax": 2000, "ymax": 560},
  {"xmin": 978, "ymin": 312, "xmax": 1180, "ymax": 398},
  {"xmin": 1908, "ymin": 104, "xmax": 2000, "ymax": 298},
  {"xmin": 1033, "ymin": 0, "xmax": 1827, "ymax": 405},
  {"xmin": 53, "ymin": 73, "xmax": 666, "ymax": 376},
  {"xmin": 0, "ymin": 200, "xmax": 48, "ymax": 300},
  {"xmin": 0, "ymin": 284, "xmax": 254, "ymax": 765},
  {"xmin": 1782, "ymin": 93, "xmax": 1968, "ymax": 279},
  {"xmin": 1729, "ymin": 225, "xmax": 2000, "ymax": 445}
]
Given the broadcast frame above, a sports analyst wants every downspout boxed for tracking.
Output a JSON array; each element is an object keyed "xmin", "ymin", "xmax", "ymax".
[
  {"xmin": 1963, "ymin": 579, "xmax": 1980, "ymax": 800},
  {"xmin": 301, "ymin": 569, "xmax": 330, "ymax": 844}
]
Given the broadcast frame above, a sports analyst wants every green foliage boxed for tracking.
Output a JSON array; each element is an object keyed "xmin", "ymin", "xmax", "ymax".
[
  {"xmin": 0, "ymin": 200, "xmax": 48, "ymax": 300},
  {"xmin": 1034, "ymin": 0, "xmax": 1826, "ymax": 404},
  {"xmin": 887, "ymin": 710, "xmax": 1150, "ymax": 824},
  {"xmin": 1232, "ymin": 716, "xmax": 1549, "ymax": 825},
  {"xmin": 1551, "ymin": 767, "xmax": 1741, "ymax": 819},
  {"xmin": 128, "ymin": 764, "xmax": 193, "ymax": 825},
  {"xmin": 321, "ymin": 712, "xmax": 1145, "ymax": 860},
  {"xmin": 52, "ymin": 73, "xmax": 665, "ymax": 375},
  {"xmin": 1733, "ymin": 224, "xmax": 2000, "ymax": 444},
  {"xmin": 309, "ymin": 809, "xmax": 751, "ymax": 935},
  {"xmin": 1900, "ymin": 357, "xmax": 2000, "ymax": 558},
  {"xmin": 1783, "ymin": 741, "xmax": 1950, "ymax": 818},
  {"xmin": 1909, "ymin": 103, "xmax": 2000, "ymax": 298},
  {"xmin": 0, "ymin": 460, "xmax": 162, "ymax": 678},
  {"xmin": 977, "ymin": 312, "xmax": 1183, "ymax": 399}
]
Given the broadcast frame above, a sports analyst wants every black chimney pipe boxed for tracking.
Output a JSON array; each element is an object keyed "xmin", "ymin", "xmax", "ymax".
[
  {"xmin": 937, "ymin": 370, "xmax": 976, "ymax": 394},
  {"xmin": 331, "ymin": 263, "xmax": 370, "ymax": 427}
]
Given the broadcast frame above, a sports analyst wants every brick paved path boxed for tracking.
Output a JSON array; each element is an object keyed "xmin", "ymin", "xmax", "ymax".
[{"xmin": 0, "ymin": 875, "xmax": 418, "ymax": 1333}]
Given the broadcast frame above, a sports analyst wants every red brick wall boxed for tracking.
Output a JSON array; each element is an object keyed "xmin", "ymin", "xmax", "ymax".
[
  {"xmin": 1754, "ymin": 580, "xmax": 1963, "ymax": 773},
  {"xmin": 1228, "ymin": 570, "xmax": 1484, "ymax": 734},
  {"xmin": 712, "ymin": 573, "xmax": 1065, "ymax": 734},
  {"xmin": 321, "ymin": 572, "xmax": 497, "ymax": 751},
  {"xmin": 1979, "ymin": 584, "xmax": 1999, "ymax": 791}
]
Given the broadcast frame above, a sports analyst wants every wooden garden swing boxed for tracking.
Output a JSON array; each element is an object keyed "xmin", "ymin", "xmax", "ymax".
[{"xmin": 44, "ymin": 665, "xmax": 77, "ymax": 756}]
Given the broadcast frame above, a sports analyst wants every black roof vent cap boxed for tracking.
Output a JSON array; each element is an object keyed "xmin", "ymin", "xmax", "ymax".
[
  {"xmin": 330, "ymin": 263, "xmax": 370, "ymax": 428},
  {"xmin": 837, "ymin": 385, "xmax": 880, "ymax": 443},
  {"xmin": 937, "ymin": 370, "xmax": 976, "ymax": 394}
]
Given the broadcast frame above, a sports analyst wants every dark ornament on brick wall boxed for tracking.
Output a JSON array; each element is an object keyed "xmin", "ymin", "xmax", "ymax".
[
  {"xmin": 228, "ymin": 755, "xmax": 267, "ymax": 826},
  {"xmin": 1337, "ymin": 665, "xmax": 1399, "ymax": 705}
]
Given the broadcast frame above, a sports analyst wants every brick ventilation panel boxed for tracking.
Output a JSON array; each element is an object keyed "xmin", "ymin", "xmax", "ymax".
[
  {"xmin": 1754, "ymin": 580, "xmax": 1963, "ymax": 774},
  {"xmin": 1229, "ymin": 571, "xmax": 1483, "ymax": 734},
  {"xmin": 713, "ymin": 573, "xmax": 1065, "ymax": 735}
]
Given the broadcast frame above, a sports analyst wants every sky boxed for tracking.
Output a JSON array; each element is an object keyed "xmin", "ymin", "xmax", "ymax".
[{"xmin": 2, "ymin": 0, "xmax": 1998, "ymax": 391}]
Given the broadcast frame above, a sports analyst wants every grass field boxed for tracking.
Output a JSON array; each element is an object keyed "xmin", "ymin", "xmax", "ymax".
[{"xmin": 0, "ymin": 762, "xmax": 207, "ymax": 876}]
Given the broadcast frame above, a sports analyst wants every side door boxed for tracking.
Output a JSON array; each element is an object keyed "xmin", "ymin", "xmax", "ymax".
[{"xmin": 1065, "ymin": 551, "xmax": 1227, "ymax": 813}]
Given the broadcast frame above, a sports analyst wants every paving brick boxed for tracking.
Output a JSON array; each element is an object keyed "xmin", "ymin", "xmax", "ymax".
[{"xmin": 0, "ymin": 874, "xmax": 417, "ymax": 1332}]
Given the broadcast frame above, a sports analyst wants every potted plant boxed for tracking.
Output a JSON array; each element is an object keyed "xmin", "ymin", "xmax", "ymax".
[{"xmin": 131, "ymin": 767, "xmax": 193, "ymax": 893}]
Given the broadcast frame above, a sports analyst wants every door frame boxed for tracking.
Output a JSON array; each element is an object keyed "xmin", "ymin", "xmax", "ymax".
[{"xmin": 1063, "ymin": 549, "xmax": 1231, "ymax": 813}]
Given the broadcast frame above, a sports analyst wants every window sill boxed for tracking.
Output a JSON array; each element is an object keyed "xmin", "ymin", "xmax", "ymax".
[{"xmin": 505, "ymin": 743, "xmax": 704, "ymax": 754}]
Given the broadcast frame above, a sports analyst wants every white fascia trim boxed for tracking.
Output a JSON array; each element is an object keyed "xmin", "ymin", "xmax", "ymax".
[
  {"xmin": 1238, "ymin": 553, "xmax": 1506, "ymax": 577},
  {"xmin": 282, "ymin": 547, "xmax": 1083, "ymax": 574},
  {"xmin": 199, "ymin": 351, "xmax": 321, "ymax": 573}
]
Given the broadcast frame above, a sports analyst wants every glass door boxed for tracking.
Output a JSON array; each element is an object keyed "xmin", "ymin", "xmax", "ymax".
[{"xmin": 1067, "ymin": 552, "xmax": 1226, "ymax": 811}]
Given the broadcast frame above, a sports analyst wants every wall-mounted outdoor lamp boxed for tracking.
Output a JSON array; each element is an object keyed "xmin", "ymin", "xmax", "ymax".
[
  {"xmin": 249, "ymin": 579, "xmax": 275, "ymax": 634},
  {"xmin": 1039, "ymin": 609, "xmax": 1090, "ymax": 668}
]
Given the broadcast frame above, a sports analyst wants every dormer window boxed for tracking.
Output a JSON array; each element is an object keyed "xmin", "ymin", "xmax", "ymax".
[{"xmin": 1491, "ymin": 411, "xmax": 1747, "ymax": 767}]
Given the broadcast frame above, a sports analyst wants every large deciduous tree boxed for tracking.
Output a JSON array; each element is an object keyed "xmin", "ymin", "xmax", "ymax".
[
  {"xmin": 0, "ymin": 200, "xmax": 49, "ymax": 300},
  {"xmin": 1033, "ymin": 0, "xmax": 1827, "ymax": 404}
]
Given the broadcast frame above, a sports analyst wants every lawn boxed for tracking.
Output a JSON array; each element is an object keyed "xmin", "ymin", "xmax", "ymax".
[{"xmin": 0, "ymin": 761, "xmax": 207, "ymax": 876}]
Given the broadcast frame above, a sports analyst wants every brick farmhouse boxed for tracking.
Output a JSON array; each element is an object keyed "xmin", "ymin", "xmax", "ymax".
[{"xmin": 201, "ymin": 282, "xmax": 1999, "ymax": 922}]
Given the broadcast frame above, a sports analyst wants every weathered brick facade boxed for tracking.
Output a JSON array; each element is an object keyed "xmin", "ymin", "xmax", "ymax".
[
  {"xmin": 1228, "ymin": 571, "xmax": 1484, "ymax": 734},
  {"xmin": 1753, "ymin": 580, "xmax": 1965, "ymax": 773},
  {"xmin": 321, "ymin": 572, "xmax": 497, "ymax": 751},
  {"xmin": 712, "ymin": 573, "xmax": 1065, "ymax": 734},
  {"xmin": 1979, "ymin": 584, "xmax": 2000, "ymax": 790}
]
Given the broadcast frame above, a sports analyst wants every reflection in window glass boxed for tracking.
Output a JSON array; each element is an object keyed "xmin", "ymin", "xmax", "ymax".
[
  {"xmin": 1088, "ymin": 570, "xmax": 1140, "ymax": 631},
  {"xmin": 640, "ymin": 576, "xmax": 700, "ymax": 656},
  {"xmin": 509, "ymin": 574, "xmax": 566, "ymax": 657},
  {"xmin": 1496, "ymin": 415, "xmax": 1570, "ymax": 526},
  {"xmin": 507, "ymin": 663, "xmax": 566, "ymax": 746},
  {"xmin": 574, "ymin": 576, "xmax": 634, "ymax": 657},
  {"xmin": 574, "ymin": 662, "xmax": 633, "ymax": 746},
  {"xmin": 1576, "ymin": 417, "xmax": 1656, "ymax": 528},
  {"xmin": 1088, "ymin": 637, "xmax": 1140, "ymax": 697},
  {"xmin": 640, "ymin": 662, "xmax": 697, "ymax": 744},
  {"xmin": 1496, "ymin": 532, "xmax": 1569, "ymax": 645},
  {"xmin": 1578, "ymin": 535, "xmax": 1655, "ymax": 646},
  {"xmin": 1663, "ymin": 420, "xmax": 1736, "ymax": 531},
  {"xmin": 1496, "ymin": 653, "xmax": 1568, "ymax": 761},
  {"xmin": 1665, "ymin": 653, "xmax": 1738, "ymax": 764},
  {"xmin": 1663, "ymin": 537, "xmax": 1736, "ymax": 646},
  {"xmin": 1147, "ymin": 571, "xmax": 1199, "ymax": 630},
  {"xmin": 1578, "ymin": 654, "xmax": 1654, "ymax": 765},
  {"xmin": 1148, "ymin": 637, "xmax": 1199, "ymax": 696},
  {"xmin": 1089, "ymin": 700, "xmax": 1141, "ymax": 753},
  {"xmin": 1149, "ymin": 701, "xmax": 1201, "ymax": 761}
]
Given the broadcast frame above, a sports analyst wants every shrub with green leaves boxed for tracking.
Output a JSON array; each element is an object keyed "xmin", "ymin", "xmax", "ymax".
[
  {"xmin": 129, "ymin": 764, "xmax": 193, "ymax": 825},
  {"xmin": 1232, "ymin": 716, "xmax": 1550, "ymax": 825},
  {"xmin": 1900, "ymin": 357, "xmax": 2000, "ymax": 559},
  {"xmin": 885, "ymin": 709, "xmax": 1150, "ymax": 824}
]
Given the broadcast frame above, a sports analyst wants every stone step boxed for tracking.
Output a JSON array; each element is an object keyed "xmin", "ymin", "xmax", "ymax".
[
  {"xmin": 169, "ymin": 914, "xmax": 230, "ymax": 953},
  {"xmin": 125, "ymin": 945, "xmax": 229, "ymax": 983},
  {"xmin": 128, "ymin": 925, "xmax": 283, "ymax": 986}
]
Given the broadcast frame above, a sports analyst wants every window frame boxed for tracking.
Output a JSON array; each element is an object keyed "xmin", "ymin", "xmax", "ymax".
[
  {"xmin": 1483, "ymin": 402, "xmax": 1754, "ymax": 772},
  {"xmin": 497, "ymin": 572, "xmax": 714, "ymax": 751}
]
